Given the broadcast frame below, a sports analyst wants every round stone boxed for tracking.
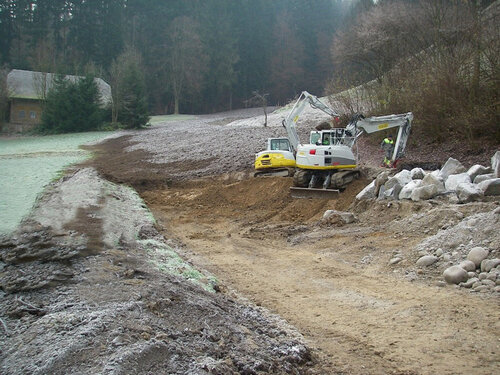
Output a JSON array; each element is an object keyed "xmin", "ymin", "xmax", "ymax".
[
  {"xmin": 443, "ymin": 265, "xmax": 468, "ymax": 284},
  {"xmin": 417, "ymin": 255, "xmax": 438, "ymax": 267},
  {"xmin": 481, "ymin": 258, "xmax": 500, "ymax": 272},
  {"xmin": 459, "ymin": 260, "xmax": 476, "ymax": 272},
  {"xmin": 467, "ymin": 247, "xmax": 489, "ymax": 267}
]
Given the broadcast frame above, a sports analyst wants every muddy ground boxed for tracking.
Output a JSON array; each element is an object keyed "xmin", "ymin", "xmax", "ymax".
[{"xmin": 1, "ymin": 109, "xmax": 499, "ymax": 374}]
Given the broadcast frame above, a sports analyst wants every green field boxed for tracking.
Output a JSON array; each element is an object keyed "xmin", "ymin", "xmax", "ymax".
[{"xmin": 0, "ymin": 132, "xmax": 111, "ymax": 234}]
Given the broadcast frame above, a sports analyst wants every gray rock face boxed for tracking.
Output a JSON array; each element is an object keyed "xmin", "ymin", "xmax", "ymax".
[
  {"xmin": 443, "ymin": 265, "xmax": 468, "ymax": 284},
  {"xmin": 422, "ymin": 173, "xmax": 445, "ymax": 193},
  {"xmin": 375, "ymin": 171, "xmax": 391, "ymax": 196},
  {"xmin": 356, "ymin": 180, "xmax": 376, "ymax": 200},
  {"xmin": 445, "ymin": 173, "xmax": 471, "ymax": 192},
  {"xmin": 467, "ymin": 247, "xmax": 489, "ymax": 267},
  {"xmin": 383, "ymin": 183, "xmax": 403, "ymax": 200},
  {"xmin": 456, "ymin": 182, "xmax": 483, "ymax": 203},
  {"xmin": 410, "ymin": 168, "xmax": 425, "ymax": 180},
  {"xmin": 440, "ymin": 158, "xmax": 466, "ymax": 181},
  {"xmin": 481, "ymin": 258, "xmax": 500, "ymax": 273},
  {"xmin": 467, "ymin": 164, "xmax": 491, "ymax": 181},
  {"xmin": 474, "ymin": 173, "xmax": 494, "ymax": 184},
  {"xmin": 399, "ymin": 180, "xmax": 422, "ymax": 200},
  {"xmin": 492, "ymin": 151, "xmax": 500, "ymax": 178},
  {"xmin": 411, "ymin": 184, "xmax": 438, "ymax": 201},
  {"xmin": 459, "ymin": 260, "xmax": 477, "ymax": 272},
  {"xmin": 478, "ymin": 178, "xmax": 500, "ymax": 196},
  {"xmin": 385, "ymin": 170, "xmax": 412, "ymax": 190},
  {"xmin": 416, "ymin": 255, "xmax": 438, "ymax": 267}
]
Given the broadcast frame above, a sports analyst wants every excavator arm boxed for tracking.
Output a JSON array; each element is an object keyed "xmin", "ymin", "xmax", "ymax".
[
  {"xmin": 282, "ymin": 91, "xmax": 340, "ymax": 153},
  {"xmin": 346, "ymin": 112, "xmax": 413, "ymax": 162}
]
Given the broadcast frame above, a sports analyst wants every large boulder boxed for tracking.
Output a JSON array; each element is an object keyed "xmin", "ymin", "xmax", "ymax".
[
  {"xmin": 410, "ymin": 184, "xmax": 438, "ymax": 201},
  {"xmin": 445, "ymin": 173, "xmax": 471, "ymax": 192},
  {"xmin": 410, "ymin": 168, "xmax": 425, "ymax": 180},
  {"xmin": 374, "ymin": 171, "xmax": 391, "ymax": 196},
  {"xmin": 356, "ymin": 180, "xmax": 376, "ymax": 200},
  {"xmin": 456, "ymin": 182, "xmax": 483, "ymax": 203},
  {"xmin": 443, "ymin": 265, "xmax": 468, "ymax": 284},
  {"xmin": 421, "ymin": 173, "xmax": 445, "ymax": 193},
  {"xmin": 467, "ymin": 164, "xmax": 491, "ymax": 181},
  {"xmin": 382, "ymin": 183, "xmax": 403, "ymax": 200},
  {"xmin": 474, "ymin": 173, "xmax": 494, "ymax": 184},
  {"xmin": 492, "ymin": 151, "xmax": 500, "ymax": 178},
  {"xmin": 478, "ymin": 178, "xmax": 500, "ymax": 196},
  {"xmin": 399, "ymin": 179, "xmax": 422, "ymax": 200},
  {"xmin": 439, "ymin": 158, "xmax": 466, "ymax": 181},
  {"xmin": 321, "ymin": 210, "xmax": 357, "ymax": 226},
  {"xmin": 467, "ymin": 247, "xmax": 489, "ymax": 267},
  {"xmin": 384, "ymin": 169, "xmax": 412, "ymax": 190}
]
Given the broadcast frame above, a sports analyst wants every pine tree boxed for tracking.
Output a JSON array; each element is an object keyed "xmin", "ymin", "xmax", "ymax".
[
  {"xmin": 40, "ymin": 75, "xmax": 103, "ymax": 133},
  {"xmin": 117, "ymin": 56, "xmax": 149, "ymax": 129}
]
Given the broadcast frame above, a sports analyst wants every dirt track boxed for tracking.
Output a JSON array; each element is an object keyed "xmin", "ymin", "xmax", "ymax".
[{"xmin": 81, "ymin": 113, "xmax": 500, "ymax": 375}]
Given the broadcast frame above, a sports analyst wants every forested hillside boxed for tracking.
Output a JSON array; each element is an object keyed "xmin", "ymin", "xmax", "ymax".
[
  {"xmin": 0, "ymin": 0, "xmax": 350, "ymax": 114},
  {"xmin": 0, "ymin": 0, "xmax": 498, "ymax": 144}
]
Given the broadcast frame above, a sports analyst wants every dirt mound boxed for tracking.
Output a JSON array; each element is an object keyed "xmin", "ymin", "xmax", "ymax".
[
  {"xmin": 142, "ymin": 174, "xmax": 369, "ymax": 226},
  {"xmin": 0, "ymin": 168, "xmax": 313, "ymax": 375}
]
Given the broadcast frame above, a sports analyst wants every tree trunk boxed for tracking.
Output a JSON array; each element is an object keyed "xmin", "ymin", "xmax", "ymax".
[{"xmin": 174, "ymin": 96, "xmax": 179, "ymax": 114}]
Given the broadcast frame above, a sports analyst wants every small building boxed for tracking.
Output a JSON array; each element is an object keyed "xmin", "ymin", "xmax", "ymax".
[{"xmin": 4, "ymin": 69, "xmax": 112, "ymax": 133}]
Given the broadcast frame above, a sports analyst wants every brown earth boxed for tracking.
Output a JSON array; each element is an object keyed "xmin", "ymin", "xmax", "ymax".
[{"xmin": 86, "ymin": 133, "xmax": 499, "ymax": 375}]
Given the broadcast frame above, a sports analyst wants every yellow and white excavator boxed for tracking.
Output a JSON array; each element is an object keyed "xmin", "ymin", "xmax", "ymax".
[{"xmin": 254, "ymin": 91, "xmax": 413, "ymax": 198}]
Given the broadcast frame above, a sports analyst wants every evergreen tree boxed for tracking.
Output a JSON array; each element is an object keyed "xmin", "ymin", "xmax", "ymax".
[
  {"xmin": 116, "ymin": 53, "xmax": 149, "ymax": 129},
  {"xmin": 40, "ymin": 75, "xmax": 103, "ymax": 133}
]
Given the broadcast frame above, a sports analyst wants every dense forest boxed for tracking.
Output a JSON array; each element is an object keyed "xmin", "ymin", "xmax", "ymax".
[
  {"xmin": 0, "ymin": 0, "xmax": 353, "ymax": 114},
  {"xmin": 0, "ymin": 0, "xmax": 498, "ymax": 142}
]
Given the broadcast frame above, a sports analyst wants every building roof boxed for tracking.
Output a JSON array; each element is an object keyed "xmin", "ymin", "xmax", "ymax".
[{"xmin": 7, "ymin": 69, "xmax": 112, "ymax": 106}]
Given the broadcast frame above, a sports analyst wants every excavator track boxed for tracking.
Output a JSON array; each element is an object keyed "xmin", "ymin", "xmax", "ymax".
[
  {"xmin": 254, "ymin": 168, "xmax": 294, "ymax": 178},
  {"xmin": 290, "ymin": 169, "xmax": 360, "ymax": 199}
]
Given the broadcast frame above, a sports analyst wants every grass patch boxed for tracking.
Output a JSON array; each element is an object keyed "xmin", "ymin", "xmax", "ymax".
[{"xmin": 140, "ymin": 239, "xmax": 218, "ymax": 293}]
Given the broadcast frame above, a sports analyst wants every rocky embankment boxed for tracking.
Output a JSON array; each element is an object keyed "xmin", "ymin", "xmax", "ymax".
[{"xmin": 355, "ymin": 151, "xmax": 500, "ymax": 294}]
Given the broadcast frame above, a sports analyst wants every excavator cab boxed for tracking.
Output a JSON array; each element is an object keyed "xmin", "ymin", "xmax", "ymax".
[{"xmin": 270, "ymin": 138, "xmax": 291, "ymax": 151}]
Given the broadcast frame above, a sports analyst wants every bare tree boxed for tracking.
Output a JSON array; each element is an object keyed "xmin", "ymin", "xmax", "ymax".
[{"xmin": 245, "ymin": 90, "xmax": 270, "ymax": 126}]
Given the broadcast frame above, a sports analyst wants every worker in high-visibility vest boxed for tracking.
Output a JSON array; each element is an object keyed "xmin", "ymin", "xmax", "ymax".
[{"xmin": 380, "ymin": 134, "xmax": 394, "ymax": 167}]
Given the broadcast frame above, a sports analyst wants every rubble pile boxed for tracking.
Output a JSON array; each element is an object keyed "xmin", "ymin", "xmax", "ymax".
[
  {"xmin": 356, "ymin": 151, "xmax": 500, "ymax": 203},
  {"xmin": 414, "ymin": 207, "xmax": 500, "ymax": 293}
]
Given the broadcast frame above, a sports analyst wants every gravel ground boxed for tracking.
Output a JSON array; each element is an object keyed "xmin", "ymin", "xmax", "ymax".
[{"xmin": 125, "ymin": 106, "xmax": 333, "ymax": 180}]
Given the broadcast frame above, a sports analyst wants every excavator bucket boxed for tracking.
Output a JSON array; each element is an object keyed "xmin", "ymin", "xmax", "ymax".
[{"xmin": 289, "ymin": 187, "xmax": 340, "ymax": 199}]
